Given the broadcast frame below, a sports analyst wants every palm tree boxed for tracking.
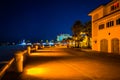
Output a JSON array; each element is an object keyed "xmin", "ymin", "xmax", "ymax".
[
  {"xmin": 65, "ymin": 37, "xmax": 72, "ymax": 48},
  {"xmin": 71, "ymin": 20, "xmax": 84, "ymax": 48},
  {"xmin": 84, "ymin": 21, "xmax": 92, "ymax": 48},
  {"xmin": 72, "ymin": 20, "xmax": 83, "ymax": 35}
]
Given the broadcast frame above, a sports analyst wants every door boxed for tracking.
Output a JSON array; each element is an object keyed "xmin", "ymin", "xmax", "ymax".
[
  {"xmin": 100, "ymin": 39, "xmax": 108, "ymax": 52},
  {"xmin": 111, "ymin": 38, "xmax": 119, "ymax": 54}
]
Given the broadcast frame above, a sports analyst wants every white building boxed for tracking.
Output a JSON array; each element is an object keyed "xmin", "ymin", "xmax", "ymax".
[{"xmin": 56, "ymin": 34, "xmax": 72, "ymax": 42}]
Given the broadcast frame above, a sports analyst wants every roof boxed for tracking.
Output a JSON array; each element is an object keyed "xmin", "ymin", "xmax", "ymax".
[
  {"xmin": 88, "ymin": 0, "xmax": 112, "ymax": 16},
  {"xmin": 88, "ymin": 5, "xmax": 104, "ymax": 16}
]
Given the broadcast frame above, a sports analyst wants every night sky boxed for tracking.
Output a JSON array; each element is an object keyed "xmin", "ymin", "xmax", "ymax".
[{"xmin": 0, "ymin": 0, "xmax": 111, "ymax": 42}]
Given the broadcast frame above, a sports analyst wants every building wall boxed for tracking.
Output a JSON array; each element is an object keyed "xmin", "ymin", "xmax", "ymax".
[
  {"xmin": 98, "ymin": 26, "xmax": 120, "ymax": 52},
  {"xmin": 105, "ymin": 0, "xmax": 120, "ymax": 15},
  {"xmin": 89, "ymin": 0, "xmax": 120, "ymax": 54},
  {"xmin": 93, "ymin": 7, "xmax": 104, "ymax": 21}
]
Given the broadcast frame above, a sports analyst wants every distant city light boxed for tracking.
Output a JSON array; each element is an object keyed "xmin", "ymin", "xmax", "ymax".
[{"xmin": 19, "ymin": 40, "xmax": 26, "ymax": 45}]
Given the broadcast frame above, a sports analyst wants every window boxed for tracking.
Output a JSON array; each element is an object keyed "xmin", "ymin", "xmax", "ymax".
[
  {"xmin": 99, "ymin": 24, "xmax": 104, "ymax": 30},
  {"xmin": 106, "ymin": 21, "xmax": 114, "ymax": 27},
  {"xmin": 110, "ymin": 21, "xmax": 114, "ymax": 26},
  {"xmin": 116, "ymin": 18, "xmax": 120, "ymax": 25},
  {"xmin": 111, "ymin": 2, "xmax": 119, "ymax": 11},
  {"xmin": 111, "ymin": 6, "xmax": 114, "ymax": 11}
]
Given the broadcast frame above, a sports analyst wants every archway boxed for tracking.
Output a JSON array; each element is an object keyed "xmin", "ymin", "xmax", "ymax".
[
  {"xmin": 100, "ymin": 39, "xmax": 108, "ymax": 52},
  {"xmin": 111, "ymin": 38, "xmax": 119, "ymax": 54}
]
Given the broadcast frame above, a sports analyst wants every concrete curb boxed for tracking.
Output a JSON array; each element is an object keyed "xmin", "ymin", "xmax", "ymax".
[{"xmin": 0, "ymin": 58, "xmax": 15, "ymax": 79}]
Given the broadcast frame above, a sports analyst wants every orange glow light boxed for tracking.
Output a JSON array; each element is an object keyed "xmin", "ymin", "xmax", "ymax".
[{"xmin": 26, "ymin": 68, "xmax": 45, "ymax": 75}]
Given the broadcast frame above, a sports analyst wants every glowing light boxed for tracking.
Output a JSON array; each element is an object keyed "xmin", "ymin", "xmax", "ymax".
[
  {"xmin": 113, "ymin": 2, "xmax": 119, "ymax": 7},
  {"xmin": 25, "ymin": 62, "xmax": 79, "ymax": 79},
  {"xmin": 26, "ymin": 68, "xmax": 45, "ymax": 75},
  {"xmin": 30, "ymin": 52, "xmax": 70, "ymax": 56},
  {"xmin": 19, "ymin": 40, "xmax": 26, "ymax": 45}
]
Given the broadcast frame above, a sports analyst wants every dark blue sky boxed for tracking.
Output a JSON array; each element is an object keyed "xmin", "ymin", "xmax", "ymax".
[{"xmin": 0, "ymin": 0, "xmax": 111, "ymax": 42}]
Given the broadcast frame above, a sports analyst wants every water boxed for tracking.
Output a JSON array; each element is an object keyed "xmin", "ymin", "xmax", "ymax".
[{"xmin": 0, "ymin": 45, "xmax": 27, "ymax": 68}]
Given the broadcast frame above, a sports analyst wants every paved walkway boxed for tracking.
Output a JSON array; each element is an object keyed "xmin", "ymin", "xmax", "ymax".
[{"xmin": 2, "ymin": 48, "xmax": 120, "ymax": 80}]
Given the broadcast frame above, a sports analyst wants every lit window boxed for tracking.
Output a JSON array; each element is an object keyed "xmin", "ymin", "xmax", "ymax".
[
  {"xmin": 116, "ymin": 18, "xmax": 120, "ymax": 25},
  {"xmin": 111, "ymin": 2, "xmax": 119, "ymax": 11},
  {"xmin": 99, "ymin": 24, "xmax": 104, "ymax": 30}
]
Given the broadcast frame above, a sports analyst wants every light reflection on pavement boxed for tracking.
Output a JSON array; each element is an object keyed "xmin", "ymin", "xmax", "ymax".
[{"xmin": 3, "ymin": 48, "xmax": 120, "ymax": 80}]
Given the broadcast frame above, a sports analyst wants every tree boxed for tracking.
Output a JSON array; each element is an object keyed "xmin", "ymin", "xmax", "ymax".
[
  {"xmin": 84, "ymin": 21, "xmax": 92, "ymax": 48},
  {"xmin": 72, "ymin": 20, "xmax": 83, "ymax": 36},
  {"xmin": 61, "ymin": 39, "xmax": 66, "ymax": 43},
  {"xmin": 65, "ymin": 37, "xmax": 72, "ymax": 42},
  {"xmin": 84, "ymin": 21, "xmax": 91, "ymax": 36},
  {"xmin": 71, "ymin": 20, "xmax": 84, "ymax": 48}
]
